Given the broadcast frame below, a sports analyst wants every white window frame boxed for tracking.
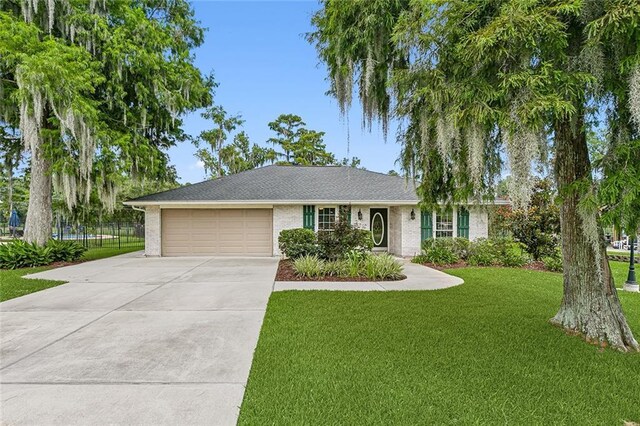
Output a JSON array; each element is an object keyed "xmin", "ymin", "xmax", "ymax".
[
  {"xmin": 434, "ymin": 208, "xmax": 455, "ymax": 238},
  {"xmin": 317, "ymin": 206, "xmax": 337, "ymax": 231}
]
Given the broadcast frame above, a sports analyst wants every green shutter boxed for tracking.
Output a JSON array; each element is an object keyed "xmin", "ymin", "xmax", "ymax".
[
  {"xmin": 303, "ymin": 205, "xmax": 315, "ymax": 230},
  {"xmin": 421, "ymin": 211, "xmax": 433, "ymax": 241},
  {"xmin": 457, "ymin": 207, "xmax": 470, "ymax": 239}
]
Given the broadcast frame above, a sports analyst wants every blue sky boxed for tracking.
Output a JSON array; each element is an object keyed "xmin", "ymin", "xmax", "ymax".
[{"xmin": 170, "ymin": 1, "xmax": 401, "ymax": 183}]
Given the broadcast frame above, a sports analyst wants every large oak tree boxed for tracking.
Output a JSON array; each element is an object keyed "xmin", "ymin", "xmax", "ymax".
[
  {"xmin": 309, "ymin": 0, "xmax": 639, "ymax": 350},
  {"xmin": 0, "ymin": 0, "xmax": 211, "ymax": 245}
]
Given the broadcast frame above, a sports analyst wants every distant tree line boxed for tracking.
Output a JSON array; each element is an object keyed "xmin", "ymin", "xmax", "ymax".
[{"xmin": 194, "ymin": 101, "xmax": 363, "ymax": 178}]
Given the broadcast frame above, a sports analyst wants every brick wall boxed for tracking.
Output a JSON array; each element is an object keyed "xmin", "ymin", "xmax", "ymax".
[
  {"xmin": 273, "ymin": 205, "xmax": 303, "ymax": 256},
  {"xmin": 469, "ymin": 207, "xmax": 489, "ymax": 240},
  {"xmin": 144, "ymin": 206, "xmax": 161, "ymax": 256},
  {"xmin": 400, "ymin": 205, "xmax": 422, "ymax": 257},
  {"xmin": 389, "ymin": 207, "xmax": 402, "ymax": 255}
]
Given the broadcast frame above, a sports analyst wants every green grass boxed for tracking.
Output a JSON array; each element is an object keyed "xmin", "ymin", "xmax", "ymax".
[
  {"xmin": 0, "ymin": 266, "xmax": 65, "ymax": 302},
  {"xmin": 239, "ymin": 265, "xmax": 640, "ymax": 425},
  {"xmin": 0, "ymin": 245, "xmax": 143, "ymax": 302},
  {"xmin": 80, "ymin": 245, "xmax": 142, "ymax": 261}
]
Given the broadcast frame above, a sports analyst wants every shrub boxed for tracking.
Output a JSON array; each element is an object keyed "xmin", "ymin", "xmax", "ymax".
[
  {"xmin": 363, "ymin": 254, "xmax": 404, "ymax": 280},
  {"xmin": 0, "ymin": 240, "xmax": 53, "ymax": 269},
  {"xmin": 491, "ymin": 179, "xmax": 560, "ymax": 260},
  {"xmin": 501, "ymin": 243, "xmax": 530, "ymax": 268},
  {"xmin": 0, "ymin": 239, "xmax": 87, "ymax": 270},
  {"xmin": 542, "ymin": 256, "xmax": 563, "ymax": 272},
  {"xmin": 411, "ymin": 254, "xmax": 429, "ymax": 264},
  {"xmin": 467, "ymin": 237, "xmax": 530, "ymax": 267},
  {"xmin": 451, "ymin": 237, "xmax": 471, "ymax": 260},
  {"xmin": 292, "ymin": 255, "xmax": 324, "ymax": 278},
  {"xmin": 542, "ymin": 248, "xmax": 563, "ymax": 272},
  {"xmin": 278, "ymin": 228, "xmax": 318, "ymax": 259},
  {"xmin": 345, "ymin": 250, "xmax": 368, "ymax": 276},
  {"xmin": 46, "ymin": 240, "xmax": 87, "ymax": 262},
  {"xmin": 317, "ymin": 220, "xmax": 373, "ymax": 260},
  {"xmin": 420, "ymin": 238, "xmax": 460, "ymax": 265}
]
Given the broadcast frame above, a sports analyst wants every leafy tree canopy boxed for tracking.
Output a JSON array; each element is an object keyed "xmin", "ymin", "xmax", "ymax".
[
  {"xmin": 0, "ymin": 0, "xmax": 212, "ymax": 244},
  {"xmin": 309, "ymin": 0, "xmax": 640, "ymax": 350}
]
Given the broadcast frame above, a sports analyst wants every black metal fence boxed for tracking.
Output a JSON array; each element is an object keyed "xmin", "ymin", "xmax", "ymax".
[
  {"xmin": 53, "ymin": 222, "xmax": 145, "ymax": 250},
  {"xmin": 0, "ymin": 221, "xmax": 145, "ymax": 251}
]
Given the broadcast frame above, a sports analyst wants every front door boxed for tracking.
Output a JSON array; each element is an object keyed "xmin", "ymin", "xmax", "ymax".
[{"xmin": 369, "ymin": 208, "xmax": 388, "ymax": 248}]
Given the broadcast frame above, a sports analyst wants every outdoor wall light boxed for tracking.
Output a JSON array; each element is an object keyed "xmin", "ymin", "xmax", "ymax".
[
  {"xmin": 357, "ymin": 209, "xmax": 363, "ymax": 221},
  {"xmin": 410, "ymin": 209, "xmax": 416, "ymax": 220}
]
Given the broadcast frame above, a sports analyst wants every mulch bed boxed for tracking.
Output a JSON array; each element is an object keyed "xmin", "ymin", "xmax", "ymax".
[{"xmin": 275, "ymin": 259, "xmax": 406, "ymax": 282}]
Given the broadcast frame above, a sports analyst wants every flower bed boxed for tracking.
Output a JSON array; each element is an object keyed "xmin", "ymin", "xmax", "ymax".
[{"xmin": 275, "ymin": 258, "xmax": 406, "ymax": 282}]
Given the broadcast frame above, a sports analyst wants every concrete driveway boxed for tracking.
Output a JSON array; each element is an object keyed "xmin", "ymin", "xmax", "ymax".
[{"xmin": 0, "ymin": 252, "xmax": 279, "ymax": 426}]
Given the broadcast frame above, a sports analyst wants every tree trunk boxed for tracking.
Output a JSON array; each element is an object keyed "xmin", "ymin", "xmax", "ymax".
[
  {"xmin": 23, "ymin": 137, "xmax": 52, "ymax": 246},
  {"xmin": 551, "ymin": 114, "xmax": 639, "ymax": 351}
]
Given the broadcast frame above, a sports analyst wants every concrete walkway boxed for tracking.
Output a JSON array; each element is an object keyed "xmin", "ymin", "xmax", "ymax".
[
  {"xmin": 274, "ymin": 260, "xmax": 463, "ymax": 291},
  {"xmin": 0, "ymin": 252, "xmax": 279, "ymax": 426}
]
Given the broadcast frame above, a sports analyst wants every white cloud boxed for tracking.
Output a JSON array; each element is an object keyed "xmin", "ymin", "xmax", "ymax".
[{"xmin": 189, "ymin": 160, "xmax": 205, "ymax": 170}]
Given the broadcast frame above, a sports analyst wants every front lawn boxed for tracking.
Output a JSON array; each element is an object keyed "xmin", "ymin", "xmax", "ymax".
[
  {"xmin": 0, "ymin": 245, "xmax": 143, "ymax": 302},
  {"xmin": 0, "ymin": 266, "xmax": 66, "ymax": 302},
  {"xmin": 240, "ymin": 266, "xmax": 640, "ymax": 425}
]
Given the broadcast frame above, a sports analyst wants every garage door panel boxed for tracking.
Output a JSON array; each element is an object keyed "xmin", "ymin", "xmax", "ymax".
[{"xmin": 161, "ymin": 209, "xmax": 272, "ymax": 256}]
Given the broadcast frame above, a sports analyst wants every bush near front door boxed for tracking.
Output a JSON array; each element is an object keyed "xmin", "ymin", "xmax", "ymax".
[{"xmin": 278, "ymin": 222, "xmax": 373, "ymax": 261}]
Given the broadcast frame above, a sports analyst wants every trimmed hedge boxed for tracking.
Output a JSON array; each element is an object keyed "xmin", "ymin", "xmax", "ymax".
[{"xmin": 278, "ymin": 228, "xmax": 318, "ymax": 259}]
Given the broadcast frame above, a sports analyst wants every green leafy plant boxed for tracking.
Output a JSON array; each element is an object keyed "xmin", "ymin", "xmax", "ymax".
[
  {"xmin": 467, "ymin": 237, "xmax": 529, "ymax": 267},
  {"xmin": 322, "ymin": 260, "xmax": 349, "ymax": 277},
  {"xmin": 501, "ymin": 243, "xmax": 530, "ymax": 268},
  {"xmin": 451, "ymin": 237, "xmax": 471, "ymax": 260},
  {"xmin": 317, "ymin": 220, "xmax": 373, "ymax": 260},
  {"xmin": 543, "ymin": 256, "xmax": 563, "ymax": 273},
  {"xmin": 45, "ymin": 240, "xmax": 87, "ymax": 262},
  {"xmin": 420, "ymin": 238, "xmax": 460, "ymax": 265},
  {"xmin": 411, "ymin": 254, "xmax": 429, "ymax": 264},
  {"xmin": 292, "ymin": 255, "xmax": 324, "ymax": 278},
  {"xmin": 345, "ymin": 249, "xmax": 368, "ymax": 276},
  {"xmin": 542, "ymin": 248, "xmax": 563, "ymax": 272},
  {"xmin": 362, "ymin": 254, "xmax": 404, "ymax": 280},
  {"xmin": 0, "ymin": 240, "xmax": 53, "ymax": 269},
  {"xmin": 278, "ymin": 228, "xmax": 318, "ymax": 259},
  {"xmin": 0, "ymin": 239, "xmax": 87, "ymax": 269}
]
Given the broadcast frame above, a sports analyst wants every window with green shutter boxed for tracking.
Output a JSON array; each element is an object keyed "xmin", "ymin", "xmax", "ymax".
[
  {"xmin": 457, "ymin": 206, "xmax": 470, "ymax": 239},
  {"xmin": 303, "ymin": 205, "xmax": 315, "ymax": 230},
  {"xmin": 421, "ymin": 210, "xmax": 433, "ymax": 241}
]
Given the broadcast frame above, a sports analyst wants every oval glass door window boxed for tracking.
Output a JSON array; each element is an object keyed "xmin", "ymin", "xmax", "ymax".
[{"xmin": 371, "ymin": 212, "xmax": 385, "ymax": 246}]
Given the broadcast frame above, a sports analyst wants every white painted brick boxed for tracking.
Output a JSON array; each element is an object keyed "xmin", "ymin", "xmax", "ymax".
[
  {"xmin": 469, "ymin": 207, "xmax": 489, "ymax": 240},
  {"xmin": 144, "ymin": 206, "xmax": 161, "ymax": 257},
  {"xmin": 351, "ymin": 205, "xmax": 370, "ymax": 230},
  {"xmin": 273, "ymin": 205, "xmax": 303, "ymax": 256},
  {"xmin": 401, "ymin": 205, "xmax": 422, "ymax": 257},
  {"xmin": 389, "ymin": 207, "xmax": 402, "ymax": 255}
]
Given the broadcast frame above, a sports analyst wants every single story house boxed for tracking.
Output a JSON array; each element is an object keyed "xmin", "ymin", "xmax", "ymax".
[{"xmin": 124, "ymin": 165, "xmax": 507, "ymax": 257}]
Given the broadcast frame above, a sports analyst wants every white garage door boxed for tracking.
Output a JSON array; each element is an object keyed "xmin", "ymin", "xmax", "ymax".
[{"xmin": 161, "ymin": 209, "xmax": 273, "ymax": 256}]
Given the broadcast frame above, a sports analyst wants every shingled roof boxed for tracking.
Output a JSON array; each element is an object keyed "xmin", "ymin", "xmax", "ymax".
[{"xmin": 126, "ymin": 165, "xmax": 419, "ymax": 204}]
